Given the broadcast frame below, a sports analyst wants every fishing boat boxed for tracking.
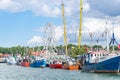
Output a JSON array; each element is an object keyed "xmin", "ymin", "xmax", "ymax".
[
  {"xmin": 82, "ymin": 26, "xmax": 120, "ymax": 73},
  {"xmin": 49, "ymin": 60, "xmax": 62, "ymax": 69},
  {"xmin": 62, "ymin": 56, "xmax": 80, "ymax": 70},
  {"xmin": 69, "ymin": 65, "xmax": 79, "ymax": 70},
  {"xmin": 94, "ymin": 53, "xmax": 120, "ymax": 73},
  {"xmin": 6, "ymin": 56, "xmax": 17, "ymax": 65},
  {"xmin": 30, "ymin": 56, "xmax": 46, "ymax": 68},
  {"xmin": 30, "ymin": 59, "xmax": 46, "ymax": 68},
  {"xmin": 62, "ymin": 60, "xmax": 79, "ymax": 70},
  {"xmin": 20, "ymin": 59, "xmax": 30, "ymax": 67},
  {"xmin": 15, "ymin": 55, "xmax": 22, "ymax": 66},
  {"xmin": 82, "ymin": 51, "xmax": 120, "ymax": 73},
  {"xmin": 42, "ymin": 23, "xmax": 63, "ymax": 69},
  {"xmin": 61, "ymin": 3, "xmax": 79, "ymax": 70}
]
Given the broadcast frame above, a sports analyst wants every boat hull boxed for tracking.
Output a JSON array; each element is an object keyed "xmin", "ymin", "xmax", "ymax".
[
  {"xmin": 30, "ymin": 59, "xmax": 46, "ymax": 68},
  {"xmin": 21, "ymin": 62, "xmax": 30, "ymax": 67},
  {"xmin": 7, "ymin": 61, "xmax": 16, "ymax": 65},
  {"xmin": 62, "ymin": 64, "xmax": 69, "ymax": 70},
  {"xmin": 94, "ymin": 56, "xmax": 120, "ymax": 73},
  {"xmin": 62, "ymin": 64, "xmax": 79, "ymax": 70},
  {"xmin": 49, "ymin": 64, "xmax": 62, "ymax": 69},
  {"xmin": 81, "ymin": 63, "xmax": 95, "ymax": 72},
  {"xmin": 82, "ymin": 56, "xmax": 120, "ymax": 73},
  {"xmin": 69, "ymin": 65, "xmax": 79, "ymax": 70}
]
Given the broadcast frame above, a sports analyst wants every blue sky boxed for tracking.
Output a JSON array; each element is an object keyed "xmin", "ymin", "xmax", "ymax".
[{"xmin": 0, "ymin": 0, "xmax": 120, "ymax": 47}]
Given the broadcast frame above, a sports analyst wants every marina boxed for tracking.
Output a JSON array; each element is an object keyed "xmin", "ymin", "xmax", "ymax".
[{"xmin": 0, "ymin": 0, "xmax": 120, "ymax": 80}]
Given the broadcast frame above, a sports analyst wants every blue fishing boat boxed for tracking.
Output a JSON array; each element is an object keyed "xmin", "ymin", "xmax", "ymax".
[
  {"xmin": 94, "ymin": 54, "xmax": 120, "ymax": 73},
  {"xmin": 82, "ymin": 27, "xmax": 120, "ymax": 73},
  {"xmin": 30, "ymin": 57, "xmax": 46, "ymax": 68},
  {"xmin": 82, "ymin": 51, "xmax": 120, "ymax": 73},
  {"xmin": 81, "ymin": 51, "xmax": 103, "ymax": 72}
]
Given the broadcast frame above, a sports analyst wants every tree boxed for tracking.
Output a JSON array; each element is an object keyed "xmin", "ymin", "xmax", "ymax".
[
  {"xmin": 69, "ymin": 45, "xmax": 86, "ymax": 58},
  {"xmin": 109, "ymin": 45, "xmax": 119, "ymax": 51}
]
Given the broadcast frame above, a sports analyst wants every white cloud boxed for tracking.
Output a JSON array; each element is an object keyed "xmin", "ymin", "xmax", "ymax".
[
  {"xmin": 27, "ymin": 36, "xmax": 43, "ymax": 45},
  {"xmin": 30, "ymin": 15, "xmax": 120, "ymax": 46},
  {"xmin": 33, "ymin": 24, "xmax": 63, "ymax": 44},
  {"xmin": 0, "ymin": 0, "xmax": 119, "ymax": 17},
  {"xmin": 81, "ymin": 16, "xmax": 120, "ymax": 45},
  {"xmin": 83, "ymin": 17, "xmax": 106, "ymax": 33},
  {"xmin": 0, "ymin": 0, "xmax": 61, "ymax": 17},
  {"xmin": 0, "ymin": 0, "xmax": 13, "ymax": 9},
  {"xmin": 110, "ymin": 16, "xmax": 120, "ymax": 41},
  {"xmin": 115, "ymin": 26, "xmax": 120, "ymax": 40},
  {"xmin": 83, "ymin": 2, "xmax": 90, "ymax": 12},
  {"xmin": 0, "ymin": 0, "xmax": 90, "ymax": 17},
  {"xmin": 64, "ymin": 0, "xmax": 90, "ymax": 17},
  {"xmin": 54, "ymin": 26, "xmax": 63, "ymax": 41},
  {"xmin": 0, "ymin": 0, "xmax": 25, "ymax": 12},
  {"xmin": 1, "ymin": 0, "xmax": 119, "ymax": 46},
  {"xmin": 63, "ymin": 16, "xmax": 120, "ymax": 45}
]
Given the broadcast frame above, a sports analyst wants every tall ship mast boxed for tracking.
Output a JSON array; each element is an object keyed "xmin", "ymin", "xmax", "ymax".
[
  {"xmin": 62, "ymin": 2, "xmax": 68, "ymax": 56},
  {"xmin": 78, "ymin": 0, "xmax": 83, "ymax": 48}
]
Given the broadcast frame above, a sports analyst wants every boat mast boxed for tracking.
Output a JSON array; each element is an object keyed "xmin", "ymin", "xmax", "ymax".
[
  {"xmin": 89, "ymin": 32, "xmax": 93, "ymax": 51},
  {"xmin": 109, "ymin": 23, "xmax": 119, "ymax": 52},
  {"xmin": 44, "ymin": 23, "xmax": 57, "ymax": 58},
  {"xmin": 62, "ymin": 2, "xmax": 68, "ymax": 56},
  {"xmin": 112, "ymin": 25, "xmax": 115, "ymax": 52},
  {"xmin": 78, "ymin": 0, "xmax": 83, "ymax": 48},
  {"xmin": 105, "ymin": 20, "xmax": 109, "ymax": 53},
  {"xmin": 106, "ymin": 28, "xmax": 109, "ymax": 53}
]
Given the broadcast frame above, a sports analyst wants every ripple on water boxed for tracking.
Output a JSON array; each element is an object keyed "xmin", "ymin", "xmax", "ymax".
[{"xmin": 0, "ymin": 63, "xmax": 120, "ymax": 80}]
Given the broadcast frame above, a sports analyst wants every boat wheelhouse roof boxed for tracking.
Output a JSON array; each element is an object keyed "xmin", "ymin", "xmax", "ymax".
[{"xmin": 88, "ymin": 50, "xmax": 106, "ymax": 54}]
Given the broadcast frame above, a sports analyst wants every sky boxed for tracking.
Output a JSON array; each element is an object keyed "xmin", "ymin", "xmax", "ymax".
[{"xmin": 0, "ymin": 0, "xmax": 120, "ymax": 47}]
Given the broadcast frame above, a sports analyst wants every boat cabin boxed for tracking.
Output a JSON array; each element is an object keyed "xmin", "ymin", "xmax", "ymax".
[{"xmin": 85, "ymin": 50, "xmax": 107, "ymax": 64}]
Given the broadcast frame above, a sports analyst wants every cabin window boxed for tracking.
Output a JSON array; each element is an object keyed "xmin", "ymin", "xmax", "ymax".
[
  {"xmin": 97, "ymin": 54, "xmax": 99, "ymax": 56},
  {"xmin": 95, "ymin": 54, "xmax": 96, "ymax": 56},
  {"xmin": 103, "ymin": 54, "xmax": 105, "ymax": 56},
  {"xmin": 91, "ymin": 54, "xmax": 93, "ymax": 57}
]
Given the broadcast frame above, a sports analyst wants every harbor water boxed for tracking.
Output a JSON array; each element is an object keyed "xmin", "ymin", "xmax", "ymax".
[{"xmin": 0, "ymin": 63, "xmax": 120, "ymax": 80}]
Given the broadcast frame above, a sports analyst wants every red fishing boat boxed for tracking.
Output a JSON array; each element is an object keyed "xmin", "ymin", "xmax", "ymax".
[{"xmin": 49, "ymin": 60, "xmax": 62, "ymax": 69}]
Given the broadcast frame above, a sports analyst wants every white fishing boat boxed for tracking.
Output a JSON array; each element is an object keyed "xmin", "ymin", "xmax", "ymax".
[{"xmin": 6, "ymin": 56, "xmax": 17, "ymax": 65}]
